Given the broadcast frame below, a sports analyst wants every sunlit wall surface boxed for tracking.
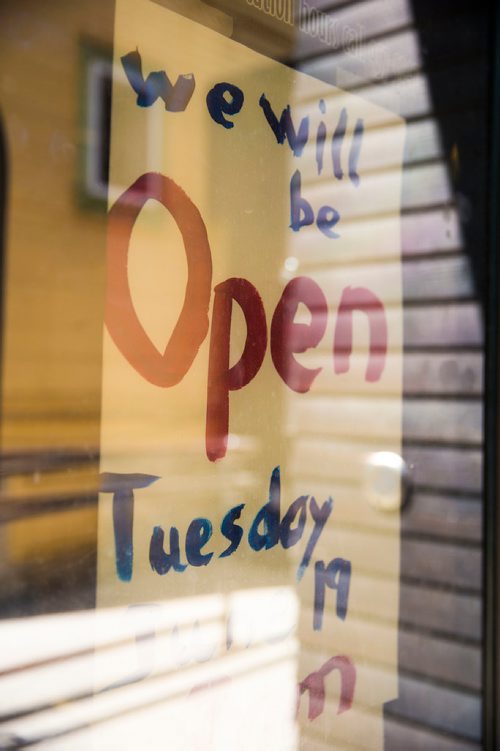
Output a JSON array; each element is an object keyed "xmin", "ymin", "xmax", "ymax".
[{"xmin": 0, "ymin": 1, "xmax": 489, "ymax": 749}]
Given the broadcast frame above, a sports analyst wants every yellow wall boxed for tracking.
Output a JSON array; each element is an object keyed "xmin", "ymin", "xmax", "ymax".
[{"xmin": 0, "ymin": 0, "xmax": 115, "ymax": 566}]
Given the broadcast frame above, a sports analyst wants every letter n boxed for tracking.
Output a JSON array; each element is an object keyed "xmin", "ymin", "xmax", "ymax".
[
  {"xmin": 333, "ymin": 286, "xmax": 387, "ymax": 382},
  {"xmin": 297, "ymin": 655, "xmax": 356, "ymax": 719}
]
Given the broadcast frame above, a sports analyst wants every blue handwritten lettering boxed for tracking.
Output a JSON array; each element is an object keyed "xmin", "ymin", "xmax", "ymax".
[
  {"xmin": 149, "ymin": 525, "xmax": 187, "ymax": 574},
  {"xmin": 259, "ymin": 94, "xmax": 309, "ymax": 157},
  {"xmin": 206, "ymin": 82, "xmax": 244, "ymax": 129},
  {"xmin": 220, "ymin": 503, "xmax": 245, "ymax": 558},
  {"xmin": 100, "ymin": 472, "xmax": 159, "ymax": 581},
  {"xmin": 313, "ymin": 557, "xmax": 351, "ymax": 630},
  {"xmin": 186, "ymin": 518, "xmax": 214, "ymax": 566}
]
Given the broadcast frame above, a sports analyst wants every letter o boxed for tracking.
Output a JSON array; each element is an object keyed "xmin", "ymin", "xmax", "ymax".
[{"xmin": 106, "ymin": 172, "xmax": 212, "ymax": 387}]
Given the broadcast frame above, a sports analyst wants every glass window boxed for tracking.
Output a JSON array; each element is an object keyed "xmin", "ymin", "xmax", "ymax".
[{"xmin": 0, "ymin": 2, "xmax": 496, "ymax": 749}]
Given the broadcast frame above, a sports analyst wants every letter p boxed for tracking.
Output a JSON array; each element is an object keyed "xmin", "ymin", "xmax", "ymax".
[{"xmin": 206, "ymin": 278, "xmax": 267, "ymax": 462}]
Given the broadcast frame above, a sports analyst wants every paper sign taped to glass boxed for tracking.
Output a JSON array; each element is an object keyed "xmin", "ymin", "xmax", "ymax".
[{"xmin": 97, "ymin": 0, "xmax": 405, "ymax": 748}]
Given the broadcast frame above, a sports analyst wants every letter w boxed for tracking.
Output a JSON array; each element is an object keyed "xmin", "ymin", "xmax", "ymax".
[
  {"xmin": 259, "ymin": 94, "xmax": 309, "ymax": 157},
  {"xmin": 121, "ymin": 49, "xmax": 195, "ymax": 111}
]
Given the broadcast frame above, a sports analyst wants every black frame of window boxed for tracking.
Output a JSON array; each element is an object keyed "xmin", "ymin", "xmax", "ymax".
[{"xmin": 484, "ymin": 1, "xmax": 500, "ymax": 748}]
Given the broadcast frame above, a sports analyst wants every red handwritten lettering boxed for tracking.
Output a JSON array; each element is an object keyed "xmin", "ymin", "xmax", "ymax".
[
  {"xmin": 106, "ymin": 172, "xmax": 212, "ymax": 387},
  {"xmin": 298, "ymin": 655, "xmax": 356, "ymax": 720},
  {"xmin": 333, "ymin": 286, "xmax": 387, "ymax": 382},
  {"xmin": 271, "ymin": 276, "xmax": 328, "ymax": 392},
  {"xmin": 206, "ymin": 277, "xmax": 267, "ymax": 461}
]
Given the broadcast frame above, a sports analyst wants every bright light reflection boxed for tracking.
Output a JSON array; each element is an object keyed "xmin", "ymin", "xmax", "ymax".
[{"xmin": 0, "ymin": 588, "xmax": 299, "ymax": 751}]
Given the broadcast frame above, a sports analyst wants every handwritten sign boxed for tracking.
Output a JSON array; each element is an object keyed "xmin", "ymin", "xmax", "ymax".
[{"xmin": 97, "ymin": 2, "xmax": 405, "ymax": 747}]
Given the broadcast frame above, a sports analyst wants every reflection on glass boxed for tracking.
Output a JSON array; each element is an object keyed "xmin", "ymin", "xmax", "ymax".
[{"xmin": 0, "ymin": 0, "xmax": 486, "ymax": 749}]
